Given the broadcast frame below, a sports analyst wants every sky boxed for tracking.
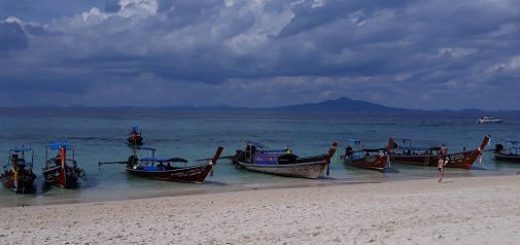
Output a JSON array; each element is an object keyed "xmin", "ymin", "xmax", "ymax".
[{"xmin": 0, "ymin": 0, "xmax": 519, "ymax": 110}]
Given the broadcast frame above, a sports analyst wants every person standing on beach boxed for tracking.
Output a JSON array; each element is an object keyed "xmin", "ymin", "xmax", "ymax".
[
  {"xmin": 11, "ymin": 154, "xmax": 19, "ymax": 191},
  {"xmin": 438, "ymin": 144, "xmax": 448, "ymax": 183}
]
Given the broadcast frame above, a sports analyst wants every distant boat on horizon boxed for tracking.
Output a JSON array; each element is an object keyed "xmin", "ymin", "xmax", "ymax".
[{"xmin": 477, "ymin": 116, "xmax": 504, "ymax": 124}]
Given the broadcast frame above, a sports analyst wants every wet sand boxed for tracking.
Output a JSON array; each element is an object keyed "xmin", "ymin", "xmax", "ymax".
[{"xmin": 1, "ymin": 175, "xmax": 520, "ymax": 244}]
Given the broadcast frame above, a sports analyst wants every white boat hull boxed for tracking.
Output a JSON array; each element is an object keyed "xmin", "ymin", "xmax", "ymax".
[{"xmin": 235, "ymin": 160, "xmax": 327, "ymax": 179}]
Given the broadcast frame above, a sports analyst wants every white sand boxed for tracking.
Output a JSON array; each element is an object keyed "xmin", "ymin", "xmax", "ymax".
[{"xmin": 1, "ymin": 175, "xmax": 520, "ymax": 244}]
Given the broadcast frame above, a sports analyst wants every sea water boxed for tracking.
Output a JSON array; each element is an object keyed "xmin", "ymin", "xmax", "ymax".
[{"xmin": 0, "ymin": 108, "xmax": 519, "ymax": 207}]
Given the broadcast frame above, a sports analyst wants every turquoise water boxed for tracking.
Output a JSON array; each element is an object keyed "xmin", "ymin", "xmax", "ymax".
[{"xmin": 1, "ymin": 108, "xmax": 519, "ymax": 207}]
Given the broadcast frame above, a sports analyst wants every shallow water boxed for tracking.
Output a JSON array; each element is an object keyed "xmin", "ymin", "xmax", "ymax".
[{"xmin": 1, "ymin": 109, "xmax": 519, "ymax": 207}]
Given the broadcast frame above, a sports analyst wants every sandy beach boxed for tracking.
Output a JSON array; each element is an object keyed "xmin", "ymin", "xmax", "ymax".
[{"xmin": 1, "ymin": 175, "xmax": 520, "ymax": 244}]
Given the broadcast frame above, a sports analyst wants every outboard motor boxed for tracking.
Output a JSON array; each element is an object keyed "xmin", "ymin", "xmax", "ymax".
[
  {"xmin": 495, "ymin": 144, "xmax": 504, "ymax": 154},
  {"xmin": 127, "ymin": 155, "xmax": 139, "ymax": 168},
  {"xmin": 345, "ymin": 146, "xmax": 354, "ymax": 159}
]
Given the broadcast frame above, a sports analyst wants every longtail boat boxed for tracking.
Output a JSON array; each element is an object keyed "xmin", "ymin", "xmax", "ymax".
[
  {"xmin": 344, "ymin": 139, "xmax": 395, "ymax": 173},
  {"xmin": 0, "ymin": 146, "xmax": 37, "ymax": 193},
  {"xmin": 99, "ymin": 146, "xmax": 224, "ymax": 183},
  {"xmin": 231, "ymin": 142, "xmax": 337, "ymax": 179},
  {"xmin": 42, "ymin": 142, "xmax": 85, "ymax": 188},
  {"xmin": 127, "ymin": 126, "xmax": 144, "ymax": 146},
  {"xmin": 494, "ymin": 141, "xmax": 520, "ymax": 163},
  {"xmin": 389, "ymin": 135, "xmax": 490, "ymax": 169}
]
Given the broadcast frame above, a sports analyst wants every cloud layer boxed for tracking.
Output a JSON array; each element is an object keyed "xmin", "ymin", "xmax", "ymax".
[{"xmin": 0, "ymin": 0, "xmax": 519, "ymax": 109}]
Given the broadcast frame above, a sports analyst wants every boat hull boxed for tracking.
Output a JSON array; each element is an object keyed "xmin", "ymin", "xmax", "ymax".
[
  {"xmin": 42, "ymin": 166, "xmax": 81, "ymax": 189},
  {"xmin": 494, "ymin": 153, "xmax": 520, "ymax": 163},
  {"xmin": 126, "ymin": 164, "xmax": 213, "ymax": 183},
  {"xmin": 346, "ymin": 155, "xmax": 393, "ymax": 173},
  {"xmin": 390, "ymin": 150, "xmax": 482, "ymax": 169},
  {"xmin": 477, "ymin": 119, "xmax": 504, "ymax": 124},
  {"xmin": 233, "ymin": 159, "xmax": 327, "ymax": 179},
  {"xmin": 0, "ymin": 169, "xmax": 36, "ymax": 193}
]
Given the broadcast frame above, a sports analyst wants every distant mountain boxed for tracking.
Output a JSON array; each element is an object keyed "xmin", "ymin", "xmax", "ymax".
[
  {"xmin": 267, "ymin": 97, "xmax": 410, "ymax": 112},
  {"xmin": 4, "ymin": 97, "xmax": 518, "ymax": 114}
]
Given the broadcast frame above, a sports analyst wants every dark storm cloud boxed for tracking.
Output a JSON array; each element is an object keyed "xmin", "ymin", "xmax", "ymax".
[{"xmin": 0, "ymin": 0, "xmax": 519, "ymax": 109}]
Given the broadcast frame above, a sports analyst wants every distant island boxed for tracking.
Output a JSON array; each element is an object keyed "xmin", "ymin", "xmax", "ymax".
[
  {"xmin": 266, "ymin": 97, "xmax": 404, "ymax": 112},
  {"xmin": 1, "ymin": 97, "xmax": 519, "ymax": 114},
  {"xmin": 160, "ymin": 97, "xmax": 518, "ymax": 114}
]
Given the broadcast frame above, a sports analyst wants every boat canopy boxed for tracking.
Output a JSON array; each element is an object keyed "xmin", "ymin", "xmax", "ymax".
[
  {"xmin": 48, "ymin": 142, "xmax": 72, "ymax": 150},
  {"xmin": 246, "ymin": 141, "xmax": 290, "ymax": 153},
  {"xmin": 359, "ymin": 147, "xmax": 386, "ymax": 152},
  {"xmin": 345, "ymin": 138, "xmax": 362, "ymax": 145},
  {"xmin": 505, "ymin": 144, "xmax": 520, "ymax": 150},
  {"xmin": 345, "ymin": 138, "xmax": 384, "ymax": 152}
]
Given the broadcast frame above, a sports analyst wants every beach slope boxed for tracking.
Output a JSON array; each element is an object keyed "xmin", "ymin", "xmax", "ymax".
[{"xmin": 1, "ymin": 176, "xmax": 520, "ymax": 244}]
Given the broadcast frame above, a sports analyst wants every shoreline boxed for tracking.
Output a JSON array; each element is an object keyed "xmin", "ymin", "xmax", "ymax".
[
  {"xmin": 0, "ymin": 177, "xmax": 383, "ymax": 208},
  {"xmin": 0, "ymin": 168, "xmax": 517, "ymax": 208},
  {"xmin": 1, "ymin": 175, "xmax": 520, "ymax": 244}
]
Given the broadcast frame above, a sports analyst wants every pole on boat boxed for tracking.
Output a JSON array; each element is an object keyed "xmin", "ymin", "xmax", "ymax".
[
  {"xmin": 387, "ymin": 138, "xmax": 397, "ymax": 150},
  {"xmin": 60, "ymin": 145, "xmax": 67, "ymax": 187},
  {"xmin": 45, "ymin": 146, "xmax": 48, "ymax": 169},
  {"xmin": 325, "ymin": 142, "xmax": 338, "ymax": 176},
  {"xmin": 326, "ymin": 161, "xmax": 329, "ymax": 176},
  {"xmin": 30, "ymin": 146, "xmax": 34, "ymax": 168},
  {"xmin": 477, "ymin": 134, "xmax": 491, "ymax": 167},
  {"xmin": 209, "ymin": 146, "xmax": 224, "ymax": 176},
  {"xmin": 479, "ymin": 134, "xmax": 491, "ymax": 153},
  {"xmin": 386, "ymin": 138, "xmax": 398, "ymax": 169},
  {"xmin": 11, "ymin": 154, "xmax": 19, "ymax": 191}
]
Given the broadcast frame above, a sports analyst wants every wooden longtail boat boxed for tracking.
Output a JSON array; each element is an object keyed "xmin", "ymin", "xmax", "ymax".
[
  {"xmin": 494, "ymin": 141, "xmax": 520, "ymax": 163},
  {"xmin": 127, "ymin": 126, "xmax": 144, "ymax": 146},
  {"xmin": 0, "ymin": 146, "xmax": 37, "ymax": 193},
  {"xmin": 42, "ymin": 142, "xmax": 85, "ymax": 188},
  {"xmin": 231, "ymin": 142, "xmax": 337, "ymax": 179},
  {"xmin": 389, "ymin": 135, "xmax": 490, "ymax": 169},
  {"xmin": 99, "ymin": 146, "xmax": 224, "ymax": 183},
  {"xmin": 344, "ymin": 139, "xmax": 395, "ymax": 173}
]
